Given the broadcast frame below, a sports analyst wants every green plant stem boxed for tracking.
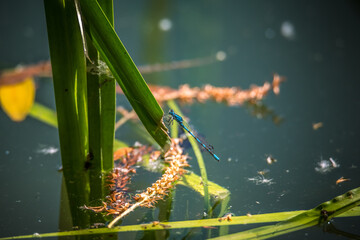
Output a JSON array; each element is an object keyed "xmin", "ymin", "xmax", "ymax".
[
  {"xmin": 210, "ymin": 187, "xmax": 360, "ymax": 240},
  {"xmin": 86, "ymin": 29, "xmax": 103, "ymax": 205},
  {"xmin": 85, "ymin": 0, "xmax": 115, "ymax": 208},
  {"xmin": 3, "ymin": 205, "xmax": 360, "ymax": 239},
  {"xmin": 78, "ymin": 0, "xmax": 171, "ymax": 150},
  {"xmin": 44, "ymin": 0, "xmax": 89, "ymax": 227},
  {"xmin": 97, "ymin": 0, "xmax": 115, "ymax": 173},
  {"xmin": 29, "ymin": 102, "xmax": 58, "ymax": 127},
  {"xmin": 166, "ymin": 101, "xmax": 211, "ymax": 213}
]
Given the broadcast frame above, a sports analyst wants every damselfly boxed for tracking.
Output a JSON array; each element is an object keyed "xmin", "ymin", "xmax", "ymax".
[{"xmin": 168, "ymin": 109, "xmax": 220, "ymax": 161}]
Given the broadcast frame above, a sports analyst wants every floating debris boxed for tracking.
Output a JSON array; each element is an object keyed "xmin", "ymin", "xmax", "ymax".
[
  {"xmin": 247, "ymin": 174, "xmax": 275, "ymax": 186},
  {"xmin": 336, "ymin": 177, "xmax": 350, "ymax": 185},
  {"xmin": 272, "ymin": 73, "xmax": 286, "ymax": 95},
  {"xmin": 257, "ymin": 169, "xmax": 270, "ymax": 176},
  {"xmin": 329, "ymin": 157, "xmax": 340, "ymax": 168},
  {"xmin": 312, "ymin": 122, "xmax": 323, "ymax": 130},
  {"xmin": 37, "ymin": 145, "xmax": 59, "ymax": 155},
  {"xmin": 266, "ymin": 155, "xmax": 277, "ymax": 165},
  {"xmin": 152, "ymin": 221, "xmax": 160, "ymax": 227},
  {"xmin": 218, "ymin": 213, "xmax": 234, "ymax": 222},
  {"xmin": 90, "ymin": 223, "xmax": 105, "ymax": 229},
  {"xmin": 315, "ymin": 157, "xmax": 340, "ymax": 174},
  {"xmin": 32, "ymin": 233, "xmax": 41, "ymax": 238}
]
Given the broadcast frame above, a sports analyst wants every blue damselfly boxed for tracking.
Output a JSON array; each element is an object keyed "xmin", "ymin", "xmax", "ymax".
[{"xmin": 167, "ymin": 109, "xmax": 220, "ymax": 162}]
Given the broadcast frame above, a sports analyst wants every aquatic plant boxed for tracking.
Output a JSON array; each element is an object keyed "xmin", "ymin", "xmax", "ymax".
[
  {"xmin": 3, "ymin": 0, "xmax": 359, "ymax": 239},
  {"xmin": 82, "ymin": 139, "xmax": 189, "ymax": 228},
  {"xmin": 1, "ymin": 187, "xmax": 359, "ymax": 239}
]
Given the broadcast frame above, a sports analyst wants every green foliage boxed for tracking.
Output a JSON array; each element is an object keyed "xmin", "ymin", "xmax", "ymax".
[
  {"xmin": 30, "ymin": 102, "xmax": 58, "ymax": 127},
  {"xmin": 78, "ymin": 0, "xmax": 171, "ymax": 150},
  {"xmin": 167, "ymin": 101, "xmax": 211, "ymax": 211},
  {"xmin": 2, "ymin": 190, "xmax": 359, "ymax": 239},
  {"xmin": 210, "ymin": 187, "xmax": 360, "ymax": 240},
  {"xmin": 44, "ymin": 0, "xmax": 89, "ymax": 227},
  {"xmin": 84, "ymin": 0, "xmax": 115, "ymax": 210},
  {"xmin": 43, "ymin": 0, "xmax": 172, "ymax": 227}
]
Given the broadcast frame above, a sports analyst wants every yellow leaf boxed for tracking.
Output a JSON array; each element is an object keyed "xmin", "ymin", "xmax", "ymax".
[{"xmin": 0, "ymin": 77, "xmax": 35, "ymax": 122}]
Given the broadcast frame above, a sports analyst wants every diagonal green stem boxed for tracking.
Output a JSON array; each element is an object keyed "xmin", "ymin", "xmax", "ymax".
[{"xmin": 78, "ymin": 0, "xmax": 171, "ymax": 150}]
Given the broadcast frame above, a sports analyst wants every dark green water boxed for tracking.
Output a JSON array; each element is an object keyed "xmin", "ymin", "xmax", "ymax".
[{"xmin": 1, "ymin": 0, "xmax": 360, "ymax": 239}]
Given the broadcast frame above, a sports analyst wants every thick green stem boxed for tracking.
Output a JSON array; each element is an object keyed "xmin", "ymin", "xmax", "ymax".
[
  {"xmin": 44, "ymin": 0, "xmax": 89, "ymax": 227},
  {"xmin": 86, "ymin": 0, "xmax": 115, "ymax": 206},
  {"xmin": 98, "ymin": 0, "xmax": 115, "ymax": 173}
]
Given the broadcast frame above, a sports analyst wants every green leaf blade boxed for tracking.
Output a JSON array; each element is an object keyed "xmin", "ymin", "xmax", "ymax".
[{"xmin": 79, "ymin": 0, "xmax": 171, "ymax": 150}]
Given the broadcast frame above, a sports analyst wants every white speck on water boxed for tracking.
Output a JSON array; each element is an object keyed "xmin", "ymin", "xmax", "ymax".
[
  {"xmin": 159, "ymin": 18, "xmax": 172, "ymax": 31},
  {"xmin": 247, "ymin": 174, "xmax": 275, "ymax": 186},
  {"xmin": 5, "ymin": 150, "xmax": 10, "ymax": 155},
  {"xmin": 33, "ymin": 233, "xmax": 40, "ymax": 238},
  {"xmin": 37, "ymin": 145, "xmax": 59, "ymax": 155},
  {"xmin": 281, "ymin": 21, "xmax": 296, "ymax": 40},
  {"xmin": 216, "ymin": 51, "xmax": 227, "ymax": 61},
  {"xmin": 315, "ymin": 157, "xmax": 340, "ymax": 174},
  {"xmin": 329, "ymin": 157, "xmax": 340, "ymax": 168}
]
